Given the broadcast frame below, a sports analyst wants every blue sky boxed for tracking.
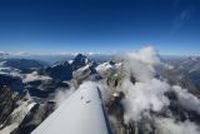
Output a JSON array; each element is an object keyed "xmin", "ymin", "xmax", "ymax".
[{"xmin": 0, "ymin": 0, "xmax": 199, "ymax": 55}]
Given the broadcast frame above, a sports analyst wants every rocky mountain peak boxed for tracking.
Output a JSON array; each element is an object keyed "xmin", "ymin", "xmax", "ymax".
[{"xmin": 71, "ymin": 53, "xmax": 93, "ymax": 71}]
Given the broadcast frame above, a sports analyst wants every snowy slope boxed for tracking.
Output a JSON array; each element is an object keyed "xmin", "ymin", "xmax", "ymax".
[
  {"xmin": 0, "ymin": 100, "xmax": 36, "ymax": 134},
  {"xmin": 32, "ymin": 82, "xmax": 112, "ymax": 134}
]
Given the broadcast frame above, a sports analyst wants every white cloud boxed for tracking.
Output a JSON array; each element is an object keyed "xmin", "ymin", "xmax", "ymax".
[
  {"xmin": 125, "ymin": 46, "xmax": 160, "ymax": 65},
  {"xmin": 117, "ymin": 47, "xmax": 171, "ymax": 122},
  {"xmin": 172, "ymin": 85, "xmax": 200, "ymax": 114},
  {"xmin": 121, "ymin": 78, "xmax": 170, "ymax": 122},
  {"xmin": 156, "ymin": 117, "xmax": 200, "ymax": 134},
  {"xmin": 118, "ymin": 46, "xmax": 200, "ymax": 132},
  {"xmin": 123, "ymin": 46, "xmax": 160, "ymax": 82}
]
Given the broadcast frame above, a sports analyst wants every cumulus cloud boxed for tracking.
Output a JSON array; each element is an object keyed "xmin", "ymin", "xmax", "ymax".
[
  {"xmin": 125, "ymin": 46, "xmax": 160, "ymax": 65},
  {"xmin": 123, "ymin": 47, "xmax": 160, "ymax": 82},
  {"xmin": 156, "ymin": 117, "xmax": 200, "ymax": 134},
  {"xmin": 118, "ymin": 46, "xmax": 200, "ymax": 126},
  {"xmin": 116, "ymin": 47, "xmax": 170, "ymax": 122},
  {"xmin": 172, "ymin": 85, "xmax": 200, "ymax": 114},
  {"xmin": 121, "ymin": 78, "xmax": 170, "ymax": 122}
]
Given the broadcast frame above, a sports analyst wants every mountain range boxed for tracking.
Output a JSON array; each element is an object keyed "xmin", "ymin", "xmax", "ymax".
[{"xmin": 0, "ymin": 48, "xmax": 200, "ymax": 134}]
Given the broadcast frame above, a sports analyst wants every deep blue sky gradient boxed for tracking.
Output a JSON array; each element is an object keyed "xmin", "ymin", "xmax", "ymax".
[{"xmin": 0, "ymin": 0, "xmax": 199, "ymax": 55}]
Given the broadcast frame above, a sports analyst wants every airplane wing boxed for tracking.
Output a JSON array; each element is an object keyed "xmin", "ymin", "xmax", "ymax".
[{"xmin": 31, "ymin": 84, "xmax": 112, "ymax": 134}]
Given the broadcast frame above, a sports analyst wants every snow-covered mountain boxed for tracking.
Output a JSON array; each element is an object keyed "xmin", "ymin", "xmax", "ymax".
[{"xmin": 0, "ymin": 49, "xmax": 200, "ymax": 134}]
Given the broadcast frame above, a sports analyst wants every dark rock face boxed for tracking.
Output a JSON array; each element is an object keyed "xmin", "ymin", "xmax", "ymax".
[
  {"xmin": 107, "ymin": 92, "xmax": 126, "ymax": 133},
  {"xmin": 0, "ymin": 74, "xmax": 24, "ymax": 93},
  {"xmin": 0, "ymin": 86, "xmax": 55, "ymax": 134},
  {"xmin": 0, "ymin": 87, "xmax": 23, "ymax": 126},
  {"xmin": 45, "ymin": 64, "xmax": 72, "ymax": 82},
  {"xmin": 26, "ymin": 87, "xmax": 49, "ymax": 98},
  {"xmin": 107, "ymin": 92, "xmax": 125, "ymax": 121},
  {"xmin": 11, "ymin": 102, "xmax": 55, "ymax": 134},
  {"xmin": 71, "ymin": 54, "xmax": 91, "ymax": 71}
]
